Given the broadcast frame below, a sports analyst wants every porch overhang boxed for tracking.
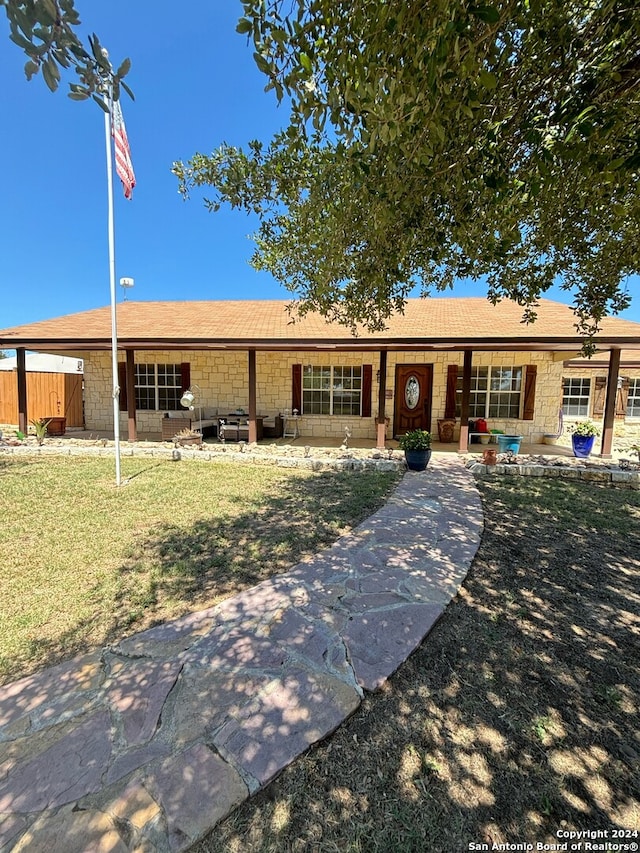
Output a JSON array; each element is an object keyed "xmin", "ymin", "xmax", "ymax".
[{"xmin": 3, "ymin": 336, "xmax": 640, "ymax": 354}]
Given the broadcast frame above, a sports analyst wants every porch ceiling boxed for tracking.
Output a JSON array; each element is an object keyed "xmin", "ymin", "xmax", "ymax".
[{"xmin": 2, "ymin": 298, "xmax": 640, "ymax": 353}]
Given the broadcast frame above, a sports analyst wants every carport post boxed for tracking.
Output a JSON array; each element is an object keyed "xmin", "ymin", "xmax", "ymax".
[
  {"xmin": 457, "ymin": 351, "xmax": 472, "ymax": 453},
  {"xmin": 600, "ymin": 347, "xmax": 621, "ymax": 458},
  {"xmin": 16, "ymin": 347, "xmax": 28, "ymax": 435}
]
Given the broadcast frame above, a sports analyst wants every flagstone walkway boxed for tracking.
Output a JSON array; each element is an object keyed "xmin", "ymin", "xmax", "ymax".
[{"xmin": 0, "ymin": 457, "xmax": 483, "ymax": 853}]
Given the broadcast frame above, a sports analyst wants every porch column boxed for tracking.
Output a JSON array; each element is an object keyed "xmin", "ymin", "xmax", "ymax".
[
  {"xmin": 600, "ymin": 347, "xmax": 621, "ymax": 458},
  {"xmin": 248, "ymin": 349, "xmax": 257, "ymax": 443},
  {"xmin": 125, "ymin": 349, "xmax": 137, "ymax": 441},
  {"xmin": 16, "ymin": 347, "xmax": 28, "ymax": 434},
  {"xmin": 376, "ymin": 349, "xmax": 388, "ymax": 449},
  {"xmin": 457, "ymin": 350, "xmax": 472, "ymax": 453}
]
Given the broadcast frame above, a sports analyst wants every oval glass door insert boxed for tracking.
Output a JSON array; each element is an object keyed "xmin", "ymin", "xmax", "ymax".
[{"xmin": 405, "ymin": 375, "xmax": 420, "ymax": 409}]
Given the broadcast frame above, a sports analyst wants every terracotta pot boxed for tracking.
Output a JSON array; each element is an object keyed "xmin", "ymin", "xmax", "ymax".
[{"xmin": 482, "ymin": 448, "xmax": 497, "ymax": 466}]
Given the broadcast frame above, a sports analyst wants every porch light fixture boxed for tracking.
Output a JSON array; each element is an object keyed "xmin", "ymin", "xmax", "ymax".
[{"xmin": 180, "ymin": 389, "xmax": 195, "ymax": 408}]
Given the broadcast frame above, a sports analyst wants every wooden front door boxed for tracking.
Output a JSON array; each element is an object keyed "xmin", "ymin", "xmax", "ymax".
[{"xmin": 394, "ymin": 364, "xmax": 433, "ymax": 437}]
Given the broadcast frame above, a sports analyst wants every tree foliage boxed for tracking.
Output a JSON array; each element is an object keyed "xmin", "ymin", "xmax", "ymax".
[
  {"xmin": 175, "ymin": 0, "xmax": 640, "ymax": 337},
  {"xmin": 2, "ymin": 0, "xmax": 132, "ymax": 105}
]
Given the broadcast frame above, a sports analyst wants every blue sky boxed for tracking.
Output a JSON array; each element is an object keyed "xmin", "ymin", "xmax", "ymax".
[{"xmin": 1, "ymin": 1, "xmax": 638, "ymax": 332}]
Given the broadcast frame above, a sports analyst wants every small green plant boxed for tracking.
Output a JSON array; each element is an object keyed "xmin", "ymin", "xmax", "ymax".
[
  {"xmin": 594, "ymin": 683, "xmax": 623, "ymax": 708},
  {"xmin": 30, "ymin": 418, "xmax": 52, "ymax": 446},
  {"xmin": 569, "ymin": 420, "xmax": 600, "ymax": 437},
  {"xmin": 398, "ymin": 429, "xmax": 432, "ymax": 450},
  {"xmin": 532, "ymin": 715, "xmax": 552, "ymax": 742},
  {"xmin": 15, "ymin": 429, "xmax": 26, "ymax": 441}
]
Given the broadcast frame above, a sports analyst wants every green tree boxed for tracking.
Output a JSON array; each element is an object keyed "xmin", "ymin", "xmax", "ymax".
[
  {"xmin": 174, "ymin": 0, "xmax": 639, "ymax": 340},
  {"xmin": 1, "ymin": 0, "xmax": 131, "ymax": 103}
]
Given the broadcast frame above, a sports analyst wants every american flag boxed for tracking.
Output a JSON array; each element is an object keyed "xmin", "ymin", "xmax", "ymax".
[{"xmin": 111, "ymin": 99, "xmax": 136, "ymax": 200}]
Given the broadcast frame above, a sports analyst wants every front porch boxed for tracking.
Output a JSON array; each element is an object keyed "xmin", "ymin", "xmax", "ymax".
[
  {"xmin": 17, "ymin": 426, "xmax": 616, "ymax": 461},
  {"xmin": 3, "ymin": 299, "xmax": 640, "ymax": 466}
]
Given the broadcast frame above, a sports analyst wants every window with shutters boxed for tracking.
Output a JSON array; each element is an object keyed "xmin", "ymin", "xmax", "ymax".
[
  {"xmin": 562, "ymin": 377, "xmax": 591, "ymax": 417},
  {"xmin": 134, "ymin": 364, "xmax": 182, "ymax": 410},
  {"xmin": 627, "ymin": 379, "xmax": 640, "ymax": 418},
  {"xmin": 302, "ymin": 365, "xmax": 362, "ymax": 415},
  {"xmin": 456, "ymin": 366, "xmax": 522, "ymax": 418}
]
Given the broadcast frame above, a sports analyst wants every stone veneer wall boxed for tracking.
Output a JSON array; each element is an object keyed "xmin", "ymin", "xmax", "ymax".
[
  {"xmin": 82, "ymin": 349, "xmax": 569, "ymax": 442},
  {"xmin": 389, "ymin": 349, "xmax": 564, "ymax": 442},
  {"xmin": 555, "ymin": 368, "xmax": 640, "ymax": 448}
]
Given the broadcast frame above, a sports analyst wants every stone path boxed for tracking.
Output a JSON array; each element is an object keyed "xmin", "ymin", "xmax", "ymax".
[{"xmin": 0, "ymin": 457, "xmax": 483, "ymax": 853}]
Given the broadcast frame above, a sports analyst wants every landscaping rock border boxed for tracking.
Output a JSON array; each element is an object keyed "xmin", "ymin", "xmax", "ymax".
[
  {"xmin": 466, "ymin": 453, "xmax": 640, "ymax": 487},
  {"xmin": 0, "ymin": 438, "xmax": 406, "ymax": 473}
]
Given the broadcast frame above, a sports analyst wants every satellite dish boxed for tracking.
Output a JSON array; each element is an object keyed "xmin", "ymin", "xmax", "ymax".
[{"xmin": 119, "ymin": 277, "xmax": 134, "ymax": 301}]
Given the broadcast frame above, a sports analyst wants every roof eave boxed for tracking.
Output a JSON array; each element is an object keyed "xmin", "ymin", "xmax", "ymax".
[{"xmin": 2, "ymin": 334, "xmax": 640, "ymax": 352}]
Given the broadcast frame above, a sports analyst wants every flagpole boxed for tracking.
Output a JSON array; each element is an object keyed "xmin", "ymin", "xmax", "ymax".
[{"xmin": 103, "ymin": 84, "xmax": 122, "ymax": 487}]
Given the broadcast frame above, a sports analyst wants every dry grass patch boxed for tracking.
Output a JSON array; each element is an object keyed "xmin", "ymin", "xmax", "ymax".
[
  {"xmin": 194, "ymin": 477, "xmax": 640, "ymax": 853},
  {"xmin": 0, "ymin": 455, "xmax": 400, "ymax": 684}
]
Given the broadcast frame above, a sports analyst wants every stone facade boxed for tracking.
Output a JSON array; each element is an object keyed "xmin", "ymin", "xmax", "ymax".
[
  {"xmin": 81, "ymin": 349, "xmax": 572, "ymax": 442},
  {"xmin": 557, "ymin": 366, "xmax": 640, "ymax": 448}
]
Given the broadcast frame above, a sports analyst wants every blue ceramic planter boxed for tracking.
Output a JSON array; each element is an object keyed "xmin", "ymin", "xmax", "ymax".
[
  {"xmin": 572, "ymin": 434, "xmax": 596, "ymax": 458},
  {"xmin": 496, "ymin": 434, "xmax": 522, "ymax": 454},
  {"xmin": 404, "ymin": 449, "xmax": 432, "ymax": 471}
]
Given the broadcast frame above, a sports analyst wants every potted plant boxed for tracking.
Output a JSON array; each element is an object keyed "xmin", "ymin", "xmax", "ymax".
[
  {"xmin": 569, "ymin": 420, "xmax": 599, "ymax": 458},
  {"xmin": 398, "ymin": 429, "xmax": 432, "ymax": 471},
  {"xmin": 174, "ymin": 427, "xmax": 202, "ymax": 447},
  {"xmin": 30, "ymin": 418, "xmax": 52, "ymax": 446}
]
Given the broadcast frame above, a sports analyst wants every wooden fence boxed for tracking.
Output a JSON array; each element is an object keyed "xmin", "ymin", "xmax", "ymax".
[{"xmin": 0, "ymin": 371, "xmax": 83, "ymax": 427}]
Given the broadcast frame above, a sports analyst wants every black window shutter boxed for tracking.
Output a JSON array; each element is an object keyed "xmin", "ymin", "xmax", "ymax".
[
  {"xmin": 522, "ymin": 365, "xmax": 537, "ymax": 420},
  {"xmin": 444, "ymin": 365, "xmax": 458, "ymax": 418},
  {"xmin": 180, "ymin": 362, "xmax": 191, "ymax": 394},
  {"xmin": 361, "ymin": 365, "xmax": 372, "ymax": 417},
  {"xmin": 118, "ymin": 362, "xmax": 128, "ymax": 411},
  {"xmin": 292, "ymin": 364, "xmax": 302, "ymax": 413}
]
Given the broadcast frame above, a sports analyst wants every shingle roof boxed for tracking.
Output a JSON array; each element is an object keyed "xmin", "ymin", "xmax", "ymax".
[{"xmin": 1, "ymin": 298, "xmax": 639, "ymax": 352}]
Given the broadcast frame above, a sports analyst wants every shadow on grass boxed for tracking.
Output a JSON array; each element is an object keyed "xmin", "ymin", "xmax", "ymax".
[
  {"xmin": 194, "ymin": 478, "xmax": 640, "ymax": 853},
  {"xmin": 3, "ymin": 468, "xmax": 400, "ymax": 683}
]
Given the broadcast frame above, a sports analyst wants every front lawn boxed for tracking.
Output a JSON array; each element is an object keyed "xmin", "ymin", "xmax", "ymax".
[
  {"xmin": 0, "ymin": 455, "xmax": 400, "ymax": 684},
  {"xmin": 195, "ymin": 477, "xmax": 640, "ymax": 852}
]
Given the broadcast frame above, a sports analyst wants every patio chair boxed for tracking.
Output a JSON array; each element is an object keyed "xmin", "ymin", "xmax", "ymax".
[{"xmin": 218, "ymin": 418, "xmax": 239, "ymax": 442}]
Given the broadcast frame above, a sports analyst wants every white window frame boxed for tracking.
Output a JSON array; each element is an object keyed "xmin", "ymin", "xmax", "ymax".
[
  {"xmin": 627, "ymin": 378, "xmax": 640, "ymax": 419},
  {"xmin": 456, "ymin": 366, "xmax": 523, "ymax": 420},
  {"xmin": 562, "ymin": 377, "xmax": 591, "ymax": 418},
  {"xmin": 488, "ymin": 366, "xmax": 523, "ymax": 419},
  {"xmin": 134, "ymin": 363, "xmax": 183, "ymax": 411},
  {"xmin": 302, "ymin": 365, "xmax": 362, "ymax": 416},
  {"xmin": 455, "ymin": 366, "xmax": 489, "ymax": 419}
]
